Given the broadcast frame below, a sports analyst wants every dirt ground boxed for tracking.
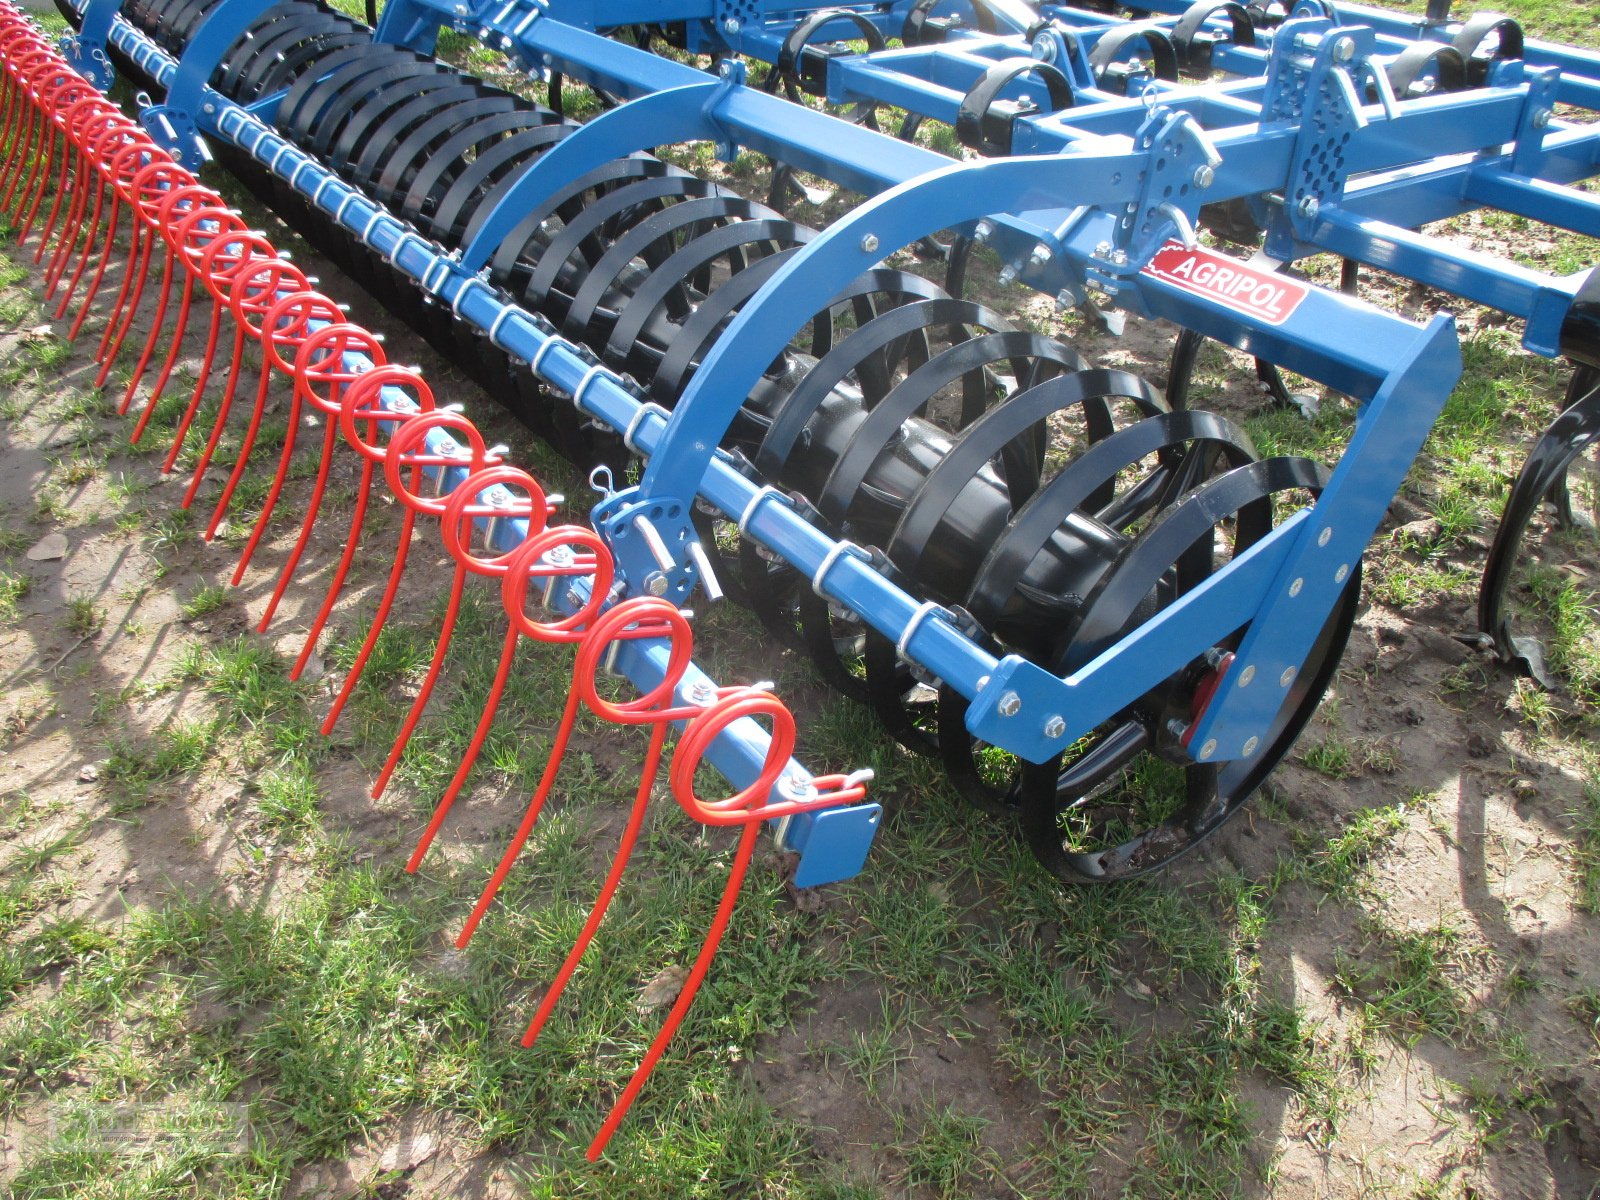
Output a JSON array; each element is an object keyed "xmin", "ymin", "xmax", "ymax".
[{"xmin": 0, "ymin": 146, "xmax": 1596, "ymax": 1199}]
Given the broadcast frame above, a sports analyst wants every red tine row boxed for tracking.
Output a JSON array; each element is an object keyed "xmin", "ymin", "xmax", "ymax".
[{"xmin": 0, "ymin": 7, "xmax": 868, "ymax": 1158}]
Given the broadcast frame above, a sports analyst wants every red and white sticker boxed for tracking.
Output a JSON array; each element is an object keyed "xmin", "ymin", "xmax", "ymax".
[{"xmin": 1141, "ymin": 241, "xmax": 1307, "ymax": 326}]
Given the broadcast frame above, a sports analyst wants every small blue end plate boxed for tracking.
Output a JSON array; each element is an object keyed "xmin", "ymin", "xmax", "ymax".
[{"xmin": 786, "ymin": 803, "xmax": 882, "ymax": 889}]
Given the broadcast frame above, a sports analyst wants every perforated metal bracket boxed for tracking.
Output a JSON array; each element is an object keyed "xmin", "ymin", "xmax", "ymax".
[{"xmin": 59, "ymin": 0, "xmax": 120, "ymax": 90}]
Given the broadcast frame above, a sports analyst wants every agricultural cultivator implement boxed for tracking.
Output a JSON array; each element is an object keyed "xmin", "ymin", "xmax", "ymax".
[{"xmin": 2, "ymin": 0, "xmax": 1596, "ymax": 1157}]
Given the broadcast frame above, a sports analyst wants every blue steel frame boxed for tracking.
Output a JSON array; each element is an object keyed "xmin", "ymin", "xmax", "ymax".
[{"xmin": 61, "ymin": 0, "xmax": 1478, "ymax": 876}]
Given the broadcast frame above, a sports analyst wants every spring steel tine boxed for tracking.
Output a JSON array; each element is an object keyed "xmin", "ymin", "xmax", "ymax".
[
  {"xmin": 405, "ymin": 524, "xmax": 615, "ymax": 874},
  {"xmin": 290, "ymin": 363, "xmax": 436, "ymax": 678},
  {"xmin": 204, "ymin": 289, "xmax": 345, "ymax": 540},
  {"xmin": 180, "ymin": 255, "xmax": 309, "ymax": 509},
  {"xmin": 455, "ymin": 597, "xmax": 700, "ymax": 949},
  {"xmin": 55, "ymin": 129, "xmax": 143, "ymax": 324},
  {"xmin": 116, "ymin": 185, "xmax": 220, "ymax": 407},
  {"xmin": 317, "ymin": 394, "xmax": 476, "ymax": 726},
  {"xmin": 587, "ymin": 706, "xmax": 871, "ymax": 1161},
  {"xmin": 43, "ymin": 107, "xmax": 116, "ymax": 296},
  {"xmin": 158, "ymin": 231, "xmax": 277, "ymax": 474},
  {"xmin": 247, "ymin": 322, "xmax": 385, "ymax": 614},
  {"xmin": 364, "ymin": 461, "xmax": 551, "ymax": 798},
  {"xmin": 94, "ymin": 154, "xmax": 177, "ymax": 376},
  {"xmin": 126, "ymin": 205, "xmax": 244, "ymax": 434},
  {"xmin": 18, "ymin": 75, "xmax": 79, "ymax": 247},
  {"xmin": 515, "ymin": 678, "xmax": 779, "ymax": 1058}
]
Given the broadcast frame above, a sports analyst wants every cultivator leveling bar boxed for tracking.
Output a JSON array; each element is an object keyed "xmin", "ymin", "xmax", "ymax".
[{"xmin": 5, "ymin": 0, "xmax": 1597, "ymax": 1153}]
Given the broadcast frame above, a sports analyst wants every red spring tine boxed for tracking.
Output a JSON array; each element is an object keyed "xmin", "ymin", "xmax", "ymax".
[
  {"xmin": 363, "ymin": 457, "xmax": 547, "ymax": 794},
  {"xmin": 96, "ymin": 155, "xmax": 188, "ymax": 377},
  {"xmin": 316, "ymin": 405, "xmax": 488, "ymax": 728},
  {"xmin": 289, "ymin": 363, "xmax": 436, "ymax": 679},
  {"xmin": 179, "ymin": 255, "xmax": 309, "ymax": 507},
  {"xmin": 587, "ymin": 702, "xmax": 870, "ymax": 1161},
  {"xmin": 204, "ymin": 288, "xmax": 344, "ymax": 541},
  {"xmin": 15, "ymin": 72, "xmax": 81, "ymax": 241},
  {"xmin": 2, "ymin": 51, "xmax": 56, "ymax": 216},
  {"xmin": 55, "ymin": 129, "xmax": 151, "ymax": 325},
  {"xmin": 158, "ymin": 230, "xmax": 277, "ymax": 474},
  {"xmin": 248, "ymin": 322, "xmax": 386, "ymax": 617},
  {"xmin": 113, "ymin": 182, "xmax": 216, "ymax": 394},
  {"xmin": 43, "ymin": 105, "xmax": 121, "ymax": 294},
  {"xmin": 0, "ymin": 28, "xmax": 40, "ymax": 154},
  {"xmin": 515, "ymin": 605, "xmax": 734, "ymax": 1056},
  {"xmin": 125, "ymin": 203, "xmax": 244, "ymax": 429},
  {"xmin": 6, "ymin": 54, "xmax": 60, "ymax": 220},
  {"xmin": 26, "ymin": 79, "xmax": 96, "ymax": 253},
  {"xmin": 455, "ymin": 597, "xmax": 699, "ymax": 949},
  {"xmin": 405, "ymin": 524, "xmax": 615, "ymax": 873}
]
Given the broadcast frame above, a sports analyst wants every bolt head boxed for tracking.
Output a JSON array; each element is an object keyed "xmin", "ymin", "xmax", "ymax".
[
  {"xmin": 723, "ymin": 16, "xmax": 741, "ymax": 33},
  {"xmin": 1044, "ymin": 715, "xmax": 1066, "ymax": 739},
  {"xmin": 1094, "ymin": 241, "xmax": 1114, "ymax": 258},
  {"xmin": 973, "ymin": 220, "xmax": 994, "ymax": 243},
  {"xmin": 1242, "ymin": 736, "xmax": 1260, "ymax": 756},
  {"xmin": 1333, "ymin": 36, "xmax": 1355, "ymax": 62},
  {"xmin": 1030, "ymin": 243, "xmax": 1053, "ymax": 265},
  {"xmin": 1532, "ymin": 107, "xmax": 1551, "ymax": 129},
  {"xmin": 1198, "ymin": 738, "xmax": 1218, "ymax": 760},
  {"xmin": 1289, "ymin": 576, "xmax": 1303, "ymax": 597},
  {"xmin": 1280, "ymin": 665, "xmax": 1297, "ymax": 688},
  {"xmin": 1297, "ymin": 195, "xmax": 1320, "ymax": 220},
  {"xmin": 997, "ymin": 691, "xmax": 1022, "ymax": 717},
  {"xmin": 1192, "ymin": 163, "xmax": 1215, "ymax": 189},
  {"xmin": 860, "ymin": 233, "xmax": 879, "ymax": 254},
  {"xmin": 1238, "ymin": 664, "xmax": 1256, "ymax": 688},
  {"xmin": 646, "ymin": 572, "xmax": 669, "ymax": 597},
  {"xmin": 1317, "ymin": 526, "xmax": 1333, "ymax": 547},
  {"xmin": 1030, "ymin": 34, "xmax": 1055, "ymax": 63},
  {"xmin": 1335, "ymin": 563, "xmax": 1349, "ymax": 583}
]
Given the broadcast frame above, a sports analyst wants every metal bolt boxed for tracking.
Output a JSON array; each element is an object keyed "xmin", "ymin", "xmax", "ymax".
[
  {"xmin": 1288, "ymin": 577, "xmax": 1303, "ymax": 597},
  {"xmin": 860, "ymin": 233, "xmax": 879, "ymax": 254},
  {"xmin": 645, "ymin": 572, "xmax": 669, "ymax": 596},
  {"xmin": 1280, "ymin": 665, "xmax": 1297, "ymax": 688},
  {"xmin": 1109, "ymin": 248, "xmax": 1129, "ymax": 266},
  {"xmin": 1192, "ymin": 163, "xmax": 1214, "ymax": 189},
  {"xmin": 1335, "ymin": 563, "xmax": 1350, "ymax": 583},
  {"xmin": 1242, "ymin": 736, "xmax": 1260, "ymax": 756},
  {"xmin": 1332, "ymin": 36, "xmax": 1356, "ymax": 62},
  {"xmin": 997, "ymin": 691, "xmax": 1022, "ymax": 717},
  {"xmin": 688, "ymin": 680, "xmax": 717, "ymax": 705},
  {"xmin": 1031, "ymin": 33, "xmax": 1056, "ymax": 63},
  {"xmin": 1317, "ymin": 526, "xmax": 1333, "ymax": 547},
  {"xmin": 997, "ymin": 263, "xmax": 1019, "ymax": 286},
  {"xmin": 723, "ymin": 16, "xmax": 741, "ymax": 34},
  {"xmin": 1093, "ymin": 240, "xmax": 1114, "ymax": 259},
  {"xmin": 1531, "ymin": 107, "xmax": 1552, "ymax": 129},
  {"xmin": 973, "ymin": 219, "xmax": 994, "ymax": 243},
  {"xmin": 1298, "ymin": 195, "xmax": 1320, "ymax": 220},
  {"xmin": 1044, "ymin": 715, "xmax": 1066, "ymax": 739},
  {"xmin": 1167, "ymin": 718, "xmax": 1190, "ymax": 740},
  {"xmin": 1198, "ymin": 738, "xmax": 1218, "ymax": 760},
  {"xmin": 1238, "ymin": 664, "xmax": 1256, "ymax": 688},
  {"xmin": 1029, "ymin": 242, "xmax": 1053, "ymax": 267}
]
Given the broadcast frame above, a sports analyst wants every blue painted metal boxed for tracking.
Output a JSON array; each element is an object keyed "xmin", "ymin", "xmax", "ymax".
[
  {"xmin": 84, "ymin": 0, "xmax": 1472, "ymax": 770},
  {"xmin": 58, "ymin": 0, "xmax": 120, "ymax": 89},
  {"xmin": 139, "ymin": 0, "xmax": 284, "ymax": 169}
]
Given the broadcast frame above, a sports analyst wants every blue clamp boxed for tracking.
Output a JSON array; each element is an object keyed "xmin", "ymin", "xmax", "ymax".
[
  {"xmin": 592, "ymin": 487, "xmax": 708, "ymax": 604},
  {"xmin": 60, "ymin": 0, "xmax": 121, "ymax": 90}
]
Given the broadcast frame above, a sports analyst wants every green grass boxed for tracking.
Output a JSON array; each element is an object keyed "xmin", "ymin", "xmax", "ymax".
[{"xmin": 0, "ymin": 570, "xmax": 30, "ymax": 621}]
